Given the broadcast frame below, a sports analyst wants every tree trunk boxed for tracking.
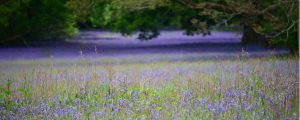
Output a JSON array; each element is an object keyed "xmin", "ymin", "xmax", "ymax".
[{"xmin": 241, "ymin": 25, "xmax": 268, "ymax": 47}]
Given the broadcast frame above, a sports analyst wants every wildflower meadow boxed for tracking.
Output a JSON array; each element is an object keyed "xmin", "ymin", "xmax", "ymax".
[{"xmin": 0, "ymin": 54, "xmax": 298, "ymax": 119}]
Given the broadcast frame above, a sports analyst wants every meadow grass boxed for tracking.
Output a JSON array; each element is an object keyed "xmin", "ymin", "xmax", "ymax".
[{"xmin": 0, "ymin": 54, "xmax": 298, "ymax": 119}]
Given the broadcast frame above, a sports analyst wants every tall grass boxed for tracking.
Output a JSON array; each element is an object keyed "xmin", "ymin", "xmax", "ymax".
[{"xmin": 0, "ymin": 55, "xmax": 298, "ymax": 119}]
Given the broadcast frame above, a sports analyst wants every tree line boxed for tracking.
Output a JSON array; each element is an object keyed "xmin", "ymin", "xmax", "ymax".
[{"xmin": 0, "ymin": 0, "xmax": 298, "ymax": 52}]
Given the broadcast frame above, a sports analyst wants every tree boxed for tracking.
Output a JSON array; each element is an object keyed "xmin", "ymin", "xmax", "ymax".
[
  {"xmin": 178, "ymin": 0, "xmax": 298, "ymax": 51},
  {"xmin": 101, "ymin": 0, "xmax": 215, "ymax": 39},
  {"xmin": 107, "ymin": 0, "xmax": 299, "ymax": 52},
  {"xmin": 0, "ymin": 0, "xmax": 77, "ymax": 45},
  {"xmin": 66, "ymin": 0, "xmax": 112, "ymax": 28}
]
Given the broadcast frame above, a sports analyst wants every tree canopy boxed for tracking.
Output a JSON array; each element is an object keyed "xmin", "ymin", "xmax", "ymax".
[
  {"xmin": 0, "ymin": 0, "xmax": 298, "ymax": 51},
  {"xmin": 108, "ymin": 0, "xmax": 298, "ymax": 50},
  {"xmin": 0, "ymin": 0, "xmax": 77, "ymax": 45}
]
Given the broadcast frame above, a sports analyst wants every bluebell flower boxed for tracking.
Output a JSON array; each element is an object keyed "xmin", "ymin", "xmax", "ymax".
[
  {"xmin": 53, "ymin": 95, "xmax": 58, "ymax": 100},
  {"xmin": 8, "ymin": 111, "xmax": 16, "ymax": 120},
  {"xmin": 106, "ymin": 103, "xmax": 113, "ymax": 108},
  {"xmin": 242, "ymin": 101, "xmax": 252, "ymax": 111},
  {"xmin": 58, "ymin": 108, "xmax": 66, "ymax": 117},
  {"xmin": 53, "ymin": 96, "xmax": 59, "ymax": 106},
  {"xmin": 41, "ymin": 102, "xmax": 50, "ymax": 113},
  {"xmin": 157, "ymin": 96, "xmax": 161, "ymax": 101},
  {"xmin": 199, "ymin": 98, "xmax": 207, "ymax": 107},
  {"xmin": 119, "ymin": 98, "xmax": 125, "ymax": 104},
  {"xmin": 133, "ymin": 95, "xmax": 139, "ymax": 101},
  {"xmin": 258, "ymin": 92, "xmax": 264, "ymax": 98},
  {"xmin": 285, "ymin": 87, "xmax": 290, "ymax": 99},
  {"xmin": 103, "ymin": 96, "xmax": 108, "ymax": 101},
  {"xmin": 75, "ymin": 98, "xmax": 81, "ymax": 105},
  {"xmin": 247, "ymin": 85, "xmax": 253, "ymax": 91},
  {"xmin": 261, "ymin": 110, "xmax": 265, "ymax": 117},
  {"xmin": 151, "ymin": 104, "xmax": 157, "ymax": 110},
  {"xmin": 114, "ymin": 106, "xmax": 119, "ymax": 113},
  {"xmin": 230, "ymin": 98, "xmax": 239, "ymax": 108},
  {"xmin": 218, "ymin": 101, "xmax": 226, "ymax": 113},
  {"xmin": 153, "ymin": 112, "xmax": 160, "ymax": 120},
  {"xmin": 207, "ymin": 103, "xmax": 216, "ymax": 112},
  {"xmin": 83, "ymin": 101, "xmax": 89, "ymax": 112},
  {"xmin": 225, "ymin": 90, "xmax": 232, "ymax": 98},
  {"xmin": 194, "ymin": 103, "xmax": 198, "ymax": 109},
  {"xmin": 67, "ymin": 106, "xmax": 76, "ymax": 115},
  {"xmin": 266, "ymin": 97, "xmax": 274, "ymax": 105},
  {"xmin": 17, "ymin": 106, "xmax": 26, "ymax": 116},
  {"xmin": 137, "ymin": 107, "xmax": 142, "ymax": 113}
]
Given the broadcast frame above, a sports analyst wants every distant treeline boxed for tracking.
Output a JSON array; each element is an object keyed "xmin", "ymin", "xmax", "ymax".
[{"xmin": 0, "ymin": 0, "xmax": 298, "ymax": 51}]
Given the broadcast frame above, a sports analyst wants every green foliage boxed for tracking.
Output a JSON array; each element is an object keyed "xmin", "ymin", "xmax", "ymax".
[
  {"xmin": 18, "ymin": 79, "xmax": 32, "ymax": 101},
  {"xmin": 0, "ymin": 0, "xmax": 77, "ymax": 44},
  {"xmin": 108, "ymin": 7, "xmax": 171, "ymax": 40},
  {"xmin": 66, "ymin": 0, "xmax": 112, "ymax": 28},
  {"xmin": 106, "ymin": 0, "xmax": 298, "ymax": 50},
  {"xmin": 0, "ymin": 79, "xmax": 14, "ymax": 110},
  {"xmin": 0, "ymin": 0, "xmax": 298, "ymax": 51}
]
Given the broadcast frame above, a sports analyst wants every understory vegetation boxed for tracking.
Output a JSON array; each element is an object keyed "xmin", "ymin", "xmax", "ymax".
[{"xmin": 0, "ymin": 54, "xmax": 298, "ymax": 119}]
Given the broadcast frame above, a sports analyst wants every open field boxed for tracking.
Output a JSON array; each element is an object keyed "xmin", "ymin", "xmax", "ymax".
[{"xmin": 0, "ymin": 53, "xmax": 298, "ymax": 119}]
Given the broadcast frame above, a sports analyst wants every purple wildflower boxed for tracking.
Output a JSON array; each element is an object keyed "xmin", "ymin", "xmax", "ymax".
[
  {"xmin": 153, "ymin": 112, "xmax": 160, "ymax": 120},
  {"xmin": 137, "ymin": 107, "xmax": 142, "ymax": 113},
  {"xmin": 107, "ymin": 103, "xmax": 113, "ymax": 108},
  {"xmin": 17, "ymin": 106, "xmax": 27, "ymax": 117},
  {"xmin": 225, "ymin": 90, "xmax": 232, "ymax": 98},
  {"xmin": 112, "ymin": 93, "xmax": 116, "ymax": 97},
  {"xmin": 258, "ymin": 92, "xmax": 264, "ymax": 98},
  {"xmin": 130, "ymin": 91, "xmax": 139, "ymax": 101},
  {"xmin": 75, "ymin": 98, "xmax": 81, "ymax": 105},
  {"xmin": 207, "ymin": 103, "xmax": 216, "ymax": 112},
  {"xmin": 8, "ymin": 111, "xmax": 16, "ymax": 120},
  {"xmin": 242, "ymin": 101, "xmax": 252, "ymax": 111},
  {"xmin": 285, "ymin": 87, "xmax": 290, "ymax": 99},
  {"xmin": 53, "ymin": 96, "xmax": 59, "ymax": 106},
  {"xmin": 58, "ymin": 108, "xmax": 66, "ymax": 117},
  {"xmin": 157, "ymin": 96, "xmax": 161, "ymax": 101},
  {"xmin": 41, "ymin": 102, "xmax": 50, "ymax": 113},
  {"xmin": 151, "ymin": 104, "xmax": 157, "ymax": 110},
  {"xmin": 194, "ymin": 103, "xmax": 198, "ymax": 109},
  {"xmin": 114, "ymin": 106, "xmax": 119, "ymax": 113},
  {"xmin": 230, "ymin": 98, "xmax": 239, "ymax": 108},
  {"xmin": 103, "ymin": 96, "xmax": 108, "ymax": 101},
  {"xmin": 67, "ymin": 106, "xmax": 76, "ymax": 115},
  {"xmin": 83, "ymin": 100, "xmax": 89, "ymax": 112},
  {"xmin": 199, "ymin": 98, "xmax": 207, "ymax": 107},
  {"xmin": 266, "ymin": 97, "xmax": 274, "ymax": 105},
  {"xmin": 218, "ymin": 101, "xmax": 226, "ymax": 113},
  {"xmin": 119, "ymin": 98, "xmax": 126, "ymax": 104}
]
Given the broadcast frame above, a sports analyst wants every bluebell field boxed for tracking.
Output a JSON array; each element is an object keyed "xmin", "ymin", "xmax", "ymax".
[{"xmin": 0, "ymin": 55, "xmax": 298, "ymax": 119}]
